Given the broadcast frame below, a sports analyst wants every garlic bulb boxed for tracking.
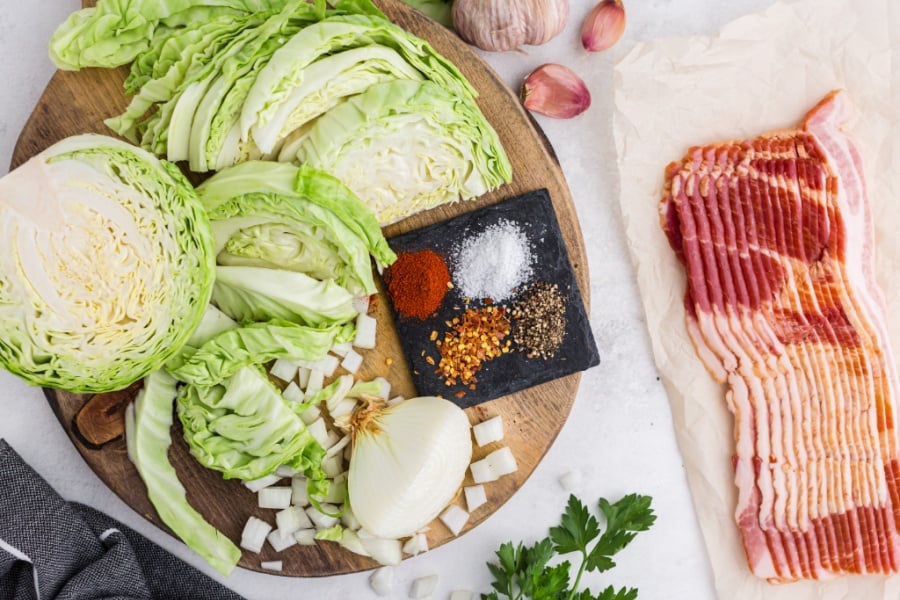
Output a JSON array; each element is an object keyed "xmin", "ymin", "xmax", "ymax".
[
  {"xmin": 348, "ymin": 396, "xmax": 472, "ymax": 539},
  {"xmin": 452, "ymin": 0, "xmax": 569, "ymax": 52}
]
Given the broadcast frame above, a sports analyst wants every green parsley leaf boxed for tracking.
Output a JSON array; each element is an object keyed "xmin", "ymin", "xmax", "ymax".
[
  {"xmin": 586, "ymin": 495, "xmax": 656, "ymax": 573},
  {"xmin": 481, "ymin": 493, "xmax": 654, "ymax": 600},
  {"xmin": 549, "ymin": 495, "xmax": 601, "ymax": 555}
]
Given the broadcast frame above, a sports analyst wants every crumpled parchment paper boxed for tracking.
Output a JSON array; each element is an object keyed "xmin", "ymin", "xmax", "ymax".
[{"xmin": 614, "ymin": 0, "xmax": 900, "ymax": 598}]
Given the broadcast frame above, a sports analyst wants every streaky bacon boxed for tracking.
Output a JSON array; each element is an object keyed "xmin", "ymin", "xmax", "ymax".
[{"xmin": 660, "ymin": 90, "xmax": 900, "ymax": 582}]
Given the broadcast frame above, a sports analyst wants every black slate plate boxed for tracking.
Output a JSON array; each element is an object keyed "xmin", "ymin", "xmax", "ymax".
[{"xmin": 383, "ymin": 189, "xmax": 600, "ymax": 408}]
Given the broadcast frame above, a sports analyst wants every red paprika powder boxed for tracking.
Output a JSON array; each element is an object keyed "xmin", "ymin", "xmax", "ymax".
[{"xmin": 385, "ymin": 249, "xmax": 451, "ymax": 319}]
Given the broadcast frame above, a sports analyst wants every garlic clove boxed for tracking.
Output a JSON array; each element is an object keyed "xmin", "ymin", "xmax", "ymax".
[
  {"xmin": 521, "ymin": 64, "xmax": 591, "ymax": 119},
  {"xmin": 582, "ymin": 0, "xmax": 626, "ymax": 52}
]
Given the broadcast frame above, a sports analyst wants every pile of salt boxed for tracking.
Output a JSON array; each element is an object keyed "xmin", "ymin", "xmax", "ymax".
[{"xmin": 453, "ymin": 221, "xmax": 532, "ymax": 301}]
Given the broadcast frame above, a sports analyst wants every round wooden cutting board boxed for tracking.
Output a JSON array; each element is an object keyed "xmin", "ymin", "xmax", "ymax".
[{"xmin": 12, "ymin": 0, "xmax": 589, "ymax": 577}]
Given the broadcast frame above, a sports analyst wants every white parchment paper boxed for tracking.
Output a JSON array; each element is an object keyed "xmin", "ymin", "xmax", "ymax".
[{"xmin": 614, "ymin": 0, "xmax": 900, "ymax": 598}]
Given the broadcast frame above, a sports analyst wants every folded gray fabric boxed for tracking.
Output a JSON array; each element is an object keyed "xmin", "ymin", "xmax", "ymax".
[{"xmin": 0, "ymin": 439, "xmax": 246, "ymax": 600}]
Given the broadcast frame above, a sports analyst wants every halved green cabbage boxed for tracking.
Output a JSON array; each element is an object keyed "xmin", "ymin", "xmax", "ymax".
[
  {"xmin": 0, "ymin": 134, "xmax": 214, "ymax": 392},
  {"xmin": 284, "ymin": 79, "xmax": 512, "ymax": 224}
]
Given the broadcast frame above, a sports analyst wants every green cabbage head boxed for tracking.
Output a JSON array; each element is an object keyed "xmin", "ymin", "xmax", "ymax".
[{"xmin": 0, "ymin": 134, "xmax": 215, "ymax": 392}]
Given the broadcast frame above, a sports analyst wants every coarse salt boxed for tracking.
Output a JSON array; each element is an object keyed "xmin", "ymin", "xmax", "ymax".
[{"xmin": 453, "ymin": 220, "xmax": 532, "ymax": 301}]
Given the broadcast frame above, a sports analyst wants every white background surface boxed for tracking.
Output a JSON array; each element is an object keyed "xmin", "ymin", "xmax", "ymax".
[{"xmin": 0, "ymin": 1, "xmax": 774, "ymax": 599}]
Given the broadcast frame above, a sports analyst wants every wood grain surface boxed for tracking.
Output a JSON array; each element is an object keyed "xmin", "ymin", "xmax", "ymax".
[{"xmin": 11, "ymin": 0, "xmax": 590, "ymax": 576}]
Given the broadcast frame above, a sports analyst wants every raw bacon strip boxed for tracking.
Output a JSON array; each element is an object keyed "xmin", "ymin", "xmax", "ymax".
[{"xmin": 660, "ymin": 90, "xmax": 900, "ymax": 582}]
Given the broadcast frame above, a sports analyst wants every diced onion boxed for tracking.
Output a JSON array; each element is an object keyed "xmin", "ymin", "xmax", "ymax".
[
  {"xmin": 322, "ymin": 429, "xmax": 342, "ymax": 452},
  {"xmin": 267, "ymin": 528, "xmax": 297, "ymax": 552},
  {"xmin": 243, "ymin": 473, "xmax": 281, "ymax": 492},
  {"xmin": 297, "ymin": 355, "xmax": 339, "ymax": 377},
  {"xmin": 298, "ymin": 404, "xmax": 320, "ymax": 425},
  {"xmin": 354, "ymin": 313, "xmax": 377, "ymax": 349},
  {"xmin": 306, "ymin": 504, "xmax": 340, "ymax": 529},
  {"xmin": 341, "ymin": 507, "xmax": 361, "ymax": 531},
  {"xmin": 319, "ymin": 474, "xmax": 347, "ymax": 504},
  {"xmin": 258, "ymin": 487, "xmax": 293, "ymax": 509},
  {"xmin": 306, "ymin": 418, "xmax": 329, "ymax": 447},
  {"xmin": 297, "ymin": 366, "xmax": 311, "ymax": 389},
  {"xmin": 358, "ymin": 531, "xmax": 402, "ymax": 566},
  {"xmin": 353, "ymin": 295, "xmax": 371, "ymax": 315},
  {"xmin": 291, "ymin": 477, "xmax": 309, "ymax": 507},
  {"xmin": 322, "ymin": 454, "xmax": 343, "ymax": 478},
  {"xmin": 373, "ymin": 377, "xmax": 391, "ymax": 399},
  {"xmin": 410, "ymin": 574, "xmax": 439, "ymax": 599},
  {"xmin": 559, "ymin": 470, "xmax": 582, "ymax": 491},
  {"xmin": 472, "ymin": 415, "xmax": 504, "ymax": 446},
  {"xmin": 276, "ymin": 505, "xmax": 312, "ymax": 534},
  {"xmin": 339, "ymin": 529, "xmax": 371, "ymax": 557},
  {"xmin": 485, "ymin": 447, "xmax": 517, "ymax": 477},
  {"xmin": 325, "ymin": 375, "xmax": 355, "ymax": 412},
  {"xmin": 470, "ymin": 447, "xmax": 517, "ymax": 483},
  {"xmin": 463, "ymin": 485, "xmax": 487, "ymax": 512},
  {"xmin": 261, "ymin": 560, "xmax": 283, "ymax": 572},
  {"xmin": 325, "ymin": 434, "xmax": 352, "ymax": 458},
  {"xmin": 469, "ymin": 458, "xmax": 496, "ymax": 484},
  {"xmin": 402, "ymin": 532, "xmax": 429, "ymax": 556},
  {"xmin": 306, "ymin": 369, "xmax": 324, "ymax": 397},
  {"xmin": 331, "ymin": 341, "xmax": 353, "ymax": 357},
  {"xmin": 270, "ymin": 358, "xmax": 298, "ymax": 382},
  {"xmin": 341, "ymin": 348, "xmax": 364, "ymax": 374},
  {"xmin": 282, "ymin": 381, "xmax": 304, "ymax": 404},
  {"xmin": 439, "ymin": 505, "xmax": 469, "ymax": 536},
  {"xmin": 240, "ymin": 516, "xmax": 272, "ymax": 553},
  {"xmin": 369, "ymin": 566, "xmax": 394, "ymax": 597},
  {"xmin": 293, "ymin": 528, "xmax": 317, "ymax": 546}
]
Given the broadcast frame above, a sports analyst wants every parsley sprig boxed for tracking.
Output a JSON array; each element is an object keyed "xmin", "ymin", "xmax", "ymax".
[{"xmin": 482, "ymin": 493, "xmax": 655, "ymax": 600}]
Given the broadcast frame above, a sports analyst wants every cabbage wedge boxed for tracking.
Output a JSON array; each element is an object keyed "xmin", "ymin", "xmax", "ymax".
[
  {"xmin": 49, "ymin": 0, "xmax": 295, "ymax": 70},
  {"xmin": 0, "ymin": 134, "xmax": 214, "ymax": 392},
  {"xmin": 239, "ymin": 13, "xmax": 477, "ymax": 142},
  {"xmin": 198, "ymin": 161, "xmax": 395, "ymax": 294},
  {"xmin": 284, "ymin": 79, "xmax": 512, "ymax": 224},
  {"xmin": 176, "ymin": 365, "xmax": 328, "ymax": 487}
]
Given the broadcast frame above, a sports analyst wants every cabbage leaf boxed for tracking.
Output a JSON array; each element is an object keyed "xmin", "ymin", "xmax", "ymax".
[
  {"xmin": 168, "ymin": 318, "xmax": 354, "ymax": 386},
  {"xmin": 126, "ymin": 369, "xmax": 241, "ymax": 575},
  {"xmin": 212, "ymin": 265, "xmax": 358, "ymax": 328}
]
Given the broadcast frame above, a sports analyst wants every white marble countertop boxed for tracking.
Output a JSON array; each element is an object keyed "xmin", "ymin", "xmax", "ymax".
[{"xmin": 0, "ymin": 1, "xmax": 776, "ymax": 598}]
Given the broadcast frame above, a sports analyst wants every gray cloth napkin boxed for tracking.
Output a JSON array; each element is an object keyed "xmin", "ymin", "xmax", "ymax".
[{"xmin": 0, "ymin": 439, "xmax": 246, "ymax": 600}]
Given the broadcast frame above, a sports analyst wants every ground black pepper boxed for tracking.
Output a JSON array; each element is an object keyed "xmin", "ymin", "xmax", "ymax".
[{"xmin": 511, "ymin": 281, "xmax": 567, "ymax": 359}]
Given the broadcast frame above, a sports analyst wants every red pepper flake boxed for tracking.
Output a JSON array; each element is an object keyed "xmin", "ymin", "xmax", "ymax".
[{"xmin": 435, "ymin": 305, "xmax": 511, "ymax": 387}]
